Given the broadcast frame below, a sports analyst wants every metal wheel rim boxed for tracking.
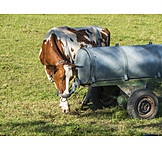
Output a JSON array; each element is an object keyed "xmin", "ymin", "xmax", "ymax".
[{"xmin": 136, "ymin": 96, "xmax": 155, "ymax": 118}]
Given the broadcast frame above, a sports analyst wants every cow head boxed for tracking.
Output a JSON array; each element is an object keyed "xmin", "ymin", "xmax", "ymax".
[
  {"xmin": 45, "ymin": 62, "xmax": 74, "ymax": 96},
  {"xmin": 46, "ymin": 64, "xmax": 65, "ymax": 94}
]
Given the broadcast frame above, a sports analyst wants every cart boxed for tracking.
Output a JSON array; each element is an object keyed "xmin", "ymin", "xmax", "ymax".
[{"xmin": 73, "ymin": 42, "xmax": 162, "ymax": 119}]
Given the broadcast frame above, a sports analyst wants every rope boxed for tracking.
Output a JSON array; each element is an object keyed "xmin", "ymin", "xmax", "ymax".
[
  {"xmin": 51, "ymin": 87, "xmax": 85, "ymax": 109},
  {"xmin": 68, "ymin": 87, "xmax": 85, "ymax": 100}
]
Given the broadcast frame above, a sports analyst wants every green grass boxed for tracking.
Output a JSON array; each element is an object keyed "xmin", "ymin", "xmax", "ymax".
[{"xmin": 0, "ymin": 14, "xmax": 162, "ymax": 136}]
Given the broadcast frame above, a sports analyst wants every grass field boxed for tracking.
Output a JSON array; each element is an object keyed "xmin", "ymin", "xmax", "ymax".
[{"xmin": 0, "ymin": 14, "xmax": 162, "ymax": 136}]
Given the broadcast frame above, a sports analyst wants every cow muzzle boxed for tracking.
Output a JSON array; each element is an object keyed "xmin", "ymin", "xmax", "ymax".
[{"xmin": 59, "ymin": 78, "xmax": 80, "ymax": 98}]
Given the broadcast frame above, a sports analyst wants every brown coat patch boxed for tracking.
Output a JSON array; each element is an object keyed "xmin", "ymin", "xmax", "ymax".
[
  {"xmin": 102, "ymin": 28, "xmax": 110, "ymax": 46},
  {"xmin": 71, "ymin": 48, "xmax": 74, "ymax": 52},
  {"xmin": 101, "ymin": 32, "xmax": 107, "ymax": 40},
  {"xmin": 67, "ymin": 28, "xmax": 91, "ymax": 45},
  {"xmin": 102, "ymin": 29, "xmax": 110, "ymax": 35},
  {"xmin": 80, "ymin": 44, "xmax": 84, "ymax": 48},
  {"xmin": 86, "ymin": 29, "xmax": 92, "ymax": 34}
]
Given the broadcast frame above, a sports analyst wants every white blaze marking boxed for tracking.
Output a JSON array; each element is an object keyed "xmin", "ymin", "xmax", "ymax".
[{"xmin": 63, "ymin": 65, "xmax": 73, "ymax": 94}]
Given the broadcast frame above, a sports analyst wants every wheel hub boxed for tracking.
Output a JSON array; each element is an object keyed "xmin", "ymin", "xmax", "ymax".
[
  {"xmin": 138, "ymin": 99, "xmax": 151, "ymax": 114},
  {"xmin": 137, "ymin": 96, "xmax": 155, "ymax": 117}
]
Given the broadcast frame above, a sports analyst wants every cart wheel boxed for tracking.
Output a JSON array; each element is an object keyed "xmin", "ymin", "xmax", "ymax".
[
  {"xmin": 127, "ymin": 89, "xmax": 159, "ymax": 119},
  {"xmin": 91, "ymin": 86, "xmax": 119, "ymax": 110}
]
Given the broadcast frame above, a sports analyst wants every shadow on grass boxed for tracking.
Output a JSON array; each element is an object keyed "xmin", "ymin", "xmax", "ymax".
[
  {"xmin": 78, "ymin": 103, "xmax": 112, "ymax": 116},
  {"xmin": 80, "ymin": 96, "xmax": 162, "ymax": 118},
  {"xmin": 0, "ymin": 120, "xmax": 71, "ymax": 135},
  {"xmin": 1, "ymin": 97, "xmax": 161, "ymax": 136},
  {"xmin": 2, "ymin": 120, "xmax": 47, "ymax": 127},
  {"xmin": 0, "ymin": 120, "xmax": 47, "ymax": 136},
  {"xmin": 80, "ymin": 110, "xmax": 113, "ymax": 118},
  {"xmin": 0, "ymin": 120, "xmax": 116, "ymax": 136},
  {"xmin": 79, "ymin": 103, "xmax": 129, "ymax": 120},
  {"xmin": 133, "ymin": 122, "xmax": 162, "ymax": 129}
]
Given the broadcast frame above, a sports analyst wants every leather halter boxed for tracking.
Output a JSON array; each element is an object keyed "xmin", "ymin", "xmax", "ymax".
[{"xmin": 56, "ymin": 60, "xmax": 66, "ymax": 66}]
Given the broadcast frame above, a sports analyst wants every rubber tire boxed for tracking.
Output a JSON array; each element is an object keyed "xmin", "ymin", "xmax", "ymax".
[
  {"xmin": 91, "ymin": 86, "xmax": 119, "ymax": 110},
  {"xmin": 127, "ymin": 89, "xmax": 159, "ymax": 119}
]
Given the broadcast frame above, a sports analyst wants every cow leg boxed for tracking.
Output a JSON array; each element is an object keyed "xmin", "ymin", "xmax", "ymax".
[{"xmin": 59, "ymin": 97, "xmax": 70, "ymax": 113}]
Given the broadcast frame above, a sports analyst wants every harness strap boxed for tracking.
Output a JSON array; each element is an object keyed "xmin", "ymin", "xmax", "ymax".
[
  {"xmin": 56, "ymin": 60, "xmax": 66, "ymax": 66},
  {"xmin": 64, "ymin": 38, "xmax": 73, "ymax": 64}
]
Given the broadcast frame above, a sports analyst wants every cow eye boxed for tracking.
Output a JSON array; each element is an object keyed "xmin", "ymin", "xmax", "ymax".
[
  {"xmin": 60, "ymin": 75, "xmax": 66, "ymax": 80},
  {"xmin": 59, "ymin": 76, "xmax": 63, "ymax": 79}
]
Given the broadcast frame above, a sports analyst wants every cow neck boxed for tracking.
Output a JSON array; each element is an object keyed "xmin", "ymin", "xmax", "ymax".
[{"xmin": 52, "ymin": 34, "xmax": 71, "ymax": 65}]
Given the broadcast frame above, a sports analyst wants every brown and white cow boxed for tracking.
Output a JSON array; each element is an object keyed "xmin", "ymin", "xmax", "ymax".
[{"xmin": 39, "ymin": 25, "xmax": 110, "ymax": 113}]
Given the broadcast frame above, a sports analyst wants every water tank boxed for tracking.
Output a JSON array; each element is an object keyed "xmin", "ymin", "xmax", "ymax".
[{"xmin": 75, "ymin": 44, "xmax": 162, "ymax": 85}]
